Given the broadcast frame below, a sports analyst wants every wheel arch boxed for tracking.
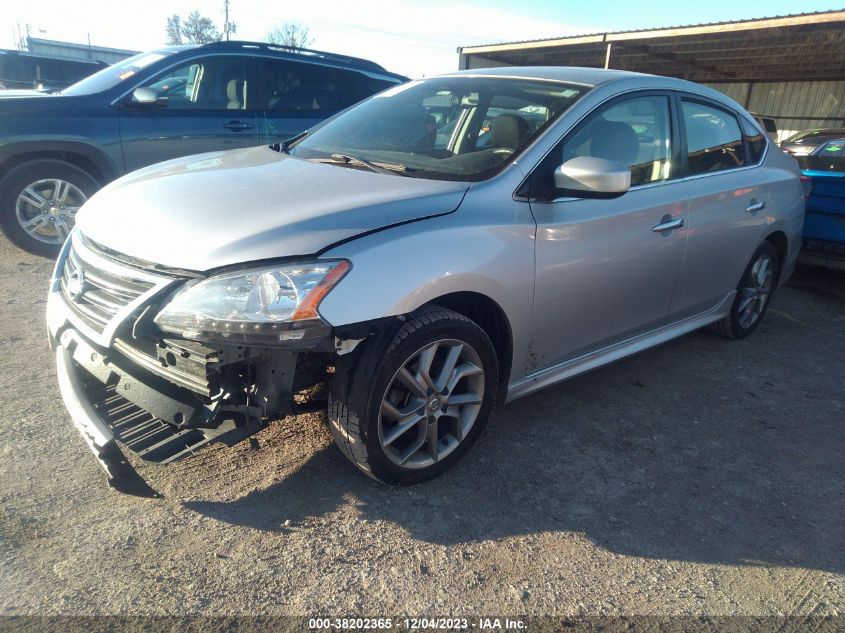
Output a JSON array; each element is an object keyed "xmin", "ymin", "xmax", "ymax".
[
  {"xmin": 422, "ymin": 291, "xmax": 513, "ymax": 404},
  {"xmin": 0, "ymin": 141, "xmax": 119, "ymax": 186},
  {"xmin": 763, "ymin": 229, "xmax": 788, "ymax": 285}
]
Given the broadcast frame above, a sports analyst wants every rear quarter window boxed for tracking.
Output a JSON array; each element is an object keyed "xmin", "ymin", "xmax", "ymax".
[{"xmin": 741, "ymin": 118, "xmax": 767, "ymax": 165}]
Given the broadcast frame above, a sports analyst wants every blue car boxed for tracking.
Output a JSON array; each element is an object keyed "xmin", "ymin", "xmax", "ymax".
[
  {"xmin": 795, "ymin": 139, "xmax": 845, "ymax": 267},
  {"xmin": 0, "ymin": 41, "xmax": 406, "ymax": 256}
]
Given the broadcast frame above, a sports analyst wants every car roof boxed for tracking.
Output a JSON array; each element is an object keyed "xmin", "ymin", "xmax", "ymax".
[
  {"xmin": 440, "ymin": 66, "xmax": 747, "ymax": 100},
  {"xmin": 442, "ymin": 65, "xmax": 689, "ymax": 87},
  {"xmin": 164, "ymin": 41, "xmax": 408, "ymax": 80},
  {"xmin": 435, "ymin": 66, "xmax": 747, "ymax": 114}
]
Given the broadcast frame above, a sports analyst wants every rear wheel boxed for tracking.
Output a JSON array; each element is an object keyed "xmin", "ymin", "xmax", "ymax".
[
  {"xmin": 0, "ymin": 160, "xmax": 99, "ymax": 257},
  {"xmin": 329, "ymin": 308, "xmax": 498, "ymax": 485},
  {"xmin": 709, "ymin": 241, "xmax": 779, "ymax": 339}
]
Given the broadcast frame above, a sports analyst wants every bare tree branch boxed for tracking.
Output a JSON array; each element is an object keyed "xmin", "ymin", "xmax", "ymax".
[
  {"xmin": 165, "ymin": 10, "xmax": 222, "ymax": 46},
  {"xmin": 266, "ymin": 23, "xmax": 314, "ymax": 51},
  {"xmin": 165, "ymin": 15, "xmax": 183, "ymax": 46}
]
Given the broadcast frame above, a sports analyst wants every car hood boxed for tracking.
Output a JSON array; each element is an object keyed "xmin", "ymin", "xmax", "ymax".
[
  {"xmin": 76, "ymin": 146, "xmax": 470, "ymax": 271},
  {"xmin": 0, "ymin": 89, "xmax": 54, "ymax": 98},
  {"xmin": 0, "ymin": 92, "xmax": 73, "ymax": 113}
]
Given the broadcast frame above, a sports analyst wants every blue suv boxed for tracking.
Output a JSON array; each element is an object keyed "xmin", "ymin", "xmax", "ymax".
[{"xmin": 0, "ymin": 41, "xmax": 407, "ymax": 256}]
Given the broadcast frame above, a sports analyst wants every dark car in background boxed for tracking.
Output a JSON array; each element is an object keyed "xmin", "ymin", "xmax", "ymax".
[
  {"xmin": 780, "ymin": 128, "xmax": 845, "ymax": 156},
  {"xmin": 0, "ymin": 41, "xmax": 407, "ymax": 255}
]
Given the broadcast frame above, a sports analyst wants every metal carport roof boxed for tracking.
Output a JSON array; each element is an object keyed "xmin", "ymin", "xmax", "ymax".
[{"xmin": 458, "ymin": 10, "xmax": 845, "ymax": 82}]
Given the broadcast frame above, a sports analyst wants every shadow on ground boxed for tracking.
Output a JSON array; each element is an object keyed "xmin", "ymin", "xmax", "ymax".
[{"xmin": 184, "ymin": 271, "xmax": 845, "ymax": 575}]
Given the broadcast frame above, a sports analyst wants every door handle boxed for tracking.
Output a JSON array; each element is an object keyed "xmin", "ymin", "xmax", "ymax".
[
  {"xmin": 223, "ymin": 120, "xmax": 253, "ymax": 131},
  {"xmin": 745, "ymin": 200, "xmax": 766, "ymax": 213},
  {"xmin": 652, "ymin": 217, "xmax": 684, "ymax": 233}
]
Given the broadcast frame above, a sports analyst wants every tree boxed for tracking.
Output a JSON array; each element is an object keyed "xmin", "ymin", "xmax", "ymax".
[
  {"xmin": 266, "ymin": 23, "xmax": 313, "ymax": 50},
  {"xmin": 165, "ymin": 11, "xmax": 222, "ymax": 46},
  {"xmin": 165, "ymin": 15, "xmax": 183, "ymax": 46}
]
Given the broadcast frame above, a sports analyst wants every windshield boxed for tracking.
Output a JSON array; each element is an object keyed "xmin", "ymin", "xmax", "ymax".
[
  {"xmin": 796, "ymin": 140, "xmax": 845, "ymax": 173},
  {"xmin": 62, "ymin": 49, "xmax": 178, "ymax": 96},
  {"xmin": 289, "ymin": 76, "xmax": 588, "ymax": 181}
]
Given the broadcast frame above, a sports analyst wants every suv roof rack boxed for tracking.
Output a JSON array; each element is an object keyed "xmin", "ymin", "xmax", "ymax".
[{"xmin": 199, "ymin": 40, "xmax": 391, "ymax": 74}]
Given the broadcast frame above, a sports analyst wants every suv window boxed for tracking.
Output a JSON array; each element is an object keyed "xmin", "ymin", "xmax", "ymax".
[
  {"xmin": 138, "ymin": 56, "xmax": 251, "ymax": 110},
  {"xmin": 348, "ymin": 72, "xmax": 400, "ymax": 102},
  {"xmin": 682, "ymin": 100, "xmax": 745, "ymax": 174},
  {"xmin": 563, "ymin": 95, "xmax": 673, "ymax": 187},
  {"xmin": 262, "ymin": 59, "xmax": 355, "ymax": 112}
]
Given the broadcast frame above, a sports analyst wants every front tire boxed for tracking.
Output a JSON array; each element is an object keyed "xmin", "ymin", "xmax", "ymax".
[
  {"xmin": 329, "ymin": 308, "xmax": 498, "ymax": 485},
  {"xmin": 0, "ymin": 160, "xmax": 99, "ymax": 257},
  {"xmin": 709, "ymin": 240, "xmax": 779, "ymax": 339}
]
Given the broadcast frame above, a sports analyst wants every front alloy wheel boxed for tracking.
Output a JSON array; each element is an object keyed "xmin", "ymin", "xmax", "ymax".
[
  {"xmin": 329, "ymin": 307, "xmax": 498, "ymax": 485},
  {"xmin": 378, "ymin": 339, "xmax": 485, "ymax": 469},
  {"xmin": 16, "ymin": 178, "xmax": 86, "ymax": 245},
  {"xmin": 0, "ymin": 159, "xmax": 99, "ymax": 257}
]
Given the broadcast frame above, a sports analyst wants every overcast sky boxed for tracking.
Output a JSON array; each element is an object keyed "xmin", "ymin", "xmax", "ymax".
[{"xmin": 5, "ymin": 0, "xmax": 844, "ymax": 78}]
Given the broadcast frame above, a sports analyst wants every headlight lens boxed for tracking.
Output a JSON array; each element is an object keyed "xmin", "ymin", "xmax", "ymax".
[{"xmin": 154, "ymin": 260, "xmax": 349, "ymax": 343}]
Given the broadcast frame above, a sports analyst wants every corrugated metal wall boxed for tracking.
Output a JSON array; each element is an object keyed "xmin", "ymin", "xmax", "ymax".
[
  {"xmin": 705, "ymin": 81, "xmax": 845, "ymax": 141},
  {"xmin": 462, "ymin": 55, "xmax": 513, "ymax": 69},
  {"xmin": 461, "ymin": 56, "xmax": 845, "ymax": 142}
]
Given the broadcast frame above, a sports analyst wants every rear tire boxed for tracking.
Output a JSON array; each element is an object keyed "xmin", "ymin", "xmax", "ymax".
[
  {"xmin": 328, "ymin": 308, "xmax": 498, "ymax": 485},
  {"xmin": 709, "ymin": 241, "xmax": 779, "ymax": 339},
  {"xmin": 0, "ymin": 160, "xmax": 99, "ymax": 257}
]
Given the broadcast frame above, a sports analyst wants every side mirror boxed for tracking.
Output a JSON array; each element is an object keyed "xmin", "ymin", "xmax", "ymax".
[
  {"xmin": 129, "ymin": 87, "xmax": 166, "ymax": 106},
  {"xmin": 554, "ymin": 156, "xmax": 631, "ymax": 197}
]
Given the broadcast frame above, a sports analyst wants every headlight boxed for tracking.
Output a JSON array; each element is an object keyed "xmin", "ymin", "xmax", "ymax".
[{"xmin": 154, "ymin": 260, "xmax": 349, "ymax": 344}]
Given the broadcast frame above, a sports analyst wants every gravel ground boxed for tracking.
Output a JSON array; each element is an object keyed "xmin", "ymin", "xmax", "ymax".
[{"xmin": 0, "ymin": 232, "xmax": 843, "ymax": 621}]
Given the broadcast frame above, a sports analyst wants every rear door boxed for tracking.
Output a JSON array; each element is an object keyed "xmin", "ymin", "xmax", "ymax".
[
  {"xmin": 528, "ymin": 93, "xmax": 690, "ymax": 370},
  {"xmin": 118, "ymin": 55, "xmax": 259, "ymax": 172},
  {"xmin": 666, "ymin": 97, "xmax": 770, "ymax": 321}
]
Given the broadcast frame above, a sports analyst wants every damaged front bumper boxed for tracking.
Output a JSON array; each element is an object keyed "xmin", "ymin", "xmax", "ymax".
[{"xmin": 47, "ymin": 234, "xmax": 336, "ymax": 496}]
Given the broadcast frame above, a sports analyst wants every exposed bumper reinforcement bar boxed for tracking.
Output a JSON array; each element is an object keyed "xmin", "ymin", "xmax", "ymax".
[{"xmin": 55, "ymin": 346, "xmax": 160, "ymax": 498}]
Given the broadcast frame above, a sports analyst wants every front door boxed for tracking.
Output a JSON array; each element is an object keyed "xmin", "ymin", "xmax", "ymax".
[
  {"xmin": 528, "ymin": 93, "xmax": 689, "ymax": 371},
  {"xmin": 119, "ymin": 55, "xmax": 259, "ymax": 173}
]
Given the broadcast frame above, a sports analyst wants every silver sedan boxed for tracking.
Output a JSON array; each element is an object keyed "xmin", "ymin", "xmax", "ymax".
[{"xmin": 47, "ymin": 67, "xmax": 804, "ymax": 492}]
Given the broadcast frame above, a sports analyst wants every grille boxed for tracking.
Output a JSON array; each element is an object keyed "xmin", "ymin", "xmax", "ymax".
[{"xmin": 60, "ymin": 239, "xmax": 157, "ymax": 334}]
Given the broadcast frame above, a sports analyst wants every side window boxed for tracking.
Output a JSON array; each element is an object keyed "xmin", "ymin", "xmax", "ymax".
[
  {"xmin": 138, "ymin": 56, "xmax": 251, "ymax": 110},
  {"xmin": 682, "ymin": 101, "xmax": 746, "ymax": 174},
  {"xmin": 741, "ymin": 117, "xmax": 767, "ymax": 165},
  {"xmin": 563, "ymin": 95, "xmax": 673, "ymax": 187},
  {"xmin": 348, "ymin": 71, "xmax": 399, "ymax": 102},
  {"xmin": 262, "ymin": 59, "xmax": 355, "ymax": 112}
]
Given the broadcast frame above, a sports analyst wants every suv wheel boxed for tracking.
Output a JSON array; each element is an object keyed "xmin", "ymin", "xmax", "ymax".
[
  {"xmin": 329, "ymin": 308, "xmax": 498, "ymax": 485},
  {"xmin": 709, "ymin": 240, "xmax": 779, "ymax": 339},
  {"xmin": 0, "ymin": 160, "xmax": 99, "ymax": 257}
]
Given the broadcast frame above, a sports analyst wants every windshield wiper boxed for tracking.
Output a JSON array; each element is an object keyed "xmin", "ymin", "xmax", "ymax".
[
  {"xmin": 272, "ymin": 130, "xmax": 309, "ymax": 154},
  {"xmin": 326, "ymin": 153, "xmax": 410, "ymax": 175}
]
